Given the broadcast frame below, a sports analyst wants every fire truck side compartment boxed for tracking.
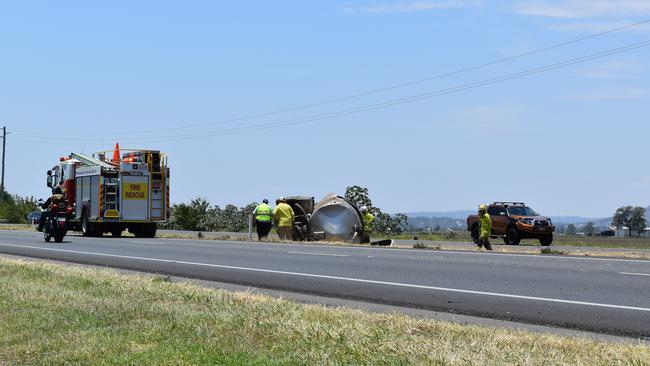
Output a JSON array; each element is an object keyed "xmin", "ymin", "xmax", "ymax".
[{"xmin": 75, "ymin": 174, "xmax": 100, "ymax": 220}]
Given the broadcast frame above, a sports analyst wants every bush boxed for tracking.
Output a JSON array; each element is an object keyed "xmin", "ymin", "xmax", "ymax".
[{"xmin": 0, "ymin": 190, "xmax": 37, "ymax": 224}]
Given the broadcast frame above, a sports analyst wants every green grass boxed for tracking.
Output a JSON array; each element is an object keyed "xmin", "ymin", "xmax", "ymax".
[
  {"xmin": 0, "ymin": 258, "xmax": 649, "ymax": 365},
  {"xmin": 540, "ymin": 247, "xmax": 567, "ymax": 255}
]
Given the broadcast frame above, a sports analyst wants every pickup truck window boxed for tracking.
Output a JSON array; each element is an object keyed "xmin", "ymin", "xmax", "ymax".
[
  {"xmin": 488, "ymin": 206, "xmax": 506, "ymax": 216},
  {"xmin": 508, "ymin": 206, "xmax": 538, "ymax": 216}
]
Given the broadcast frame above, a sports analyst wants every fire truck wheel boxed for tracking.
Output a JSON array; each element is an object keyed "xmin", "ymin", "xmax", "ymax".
[
  {"xmin": 81, "ymin": 210, "xmax": 100, "ymax": 237},
  {"xmin": 133, "ymin": 224, "xmax": 156, "ymax": 238},
  {"xmin": 81, "ymin": 211, "xmax": 91, "ymax": 237}
]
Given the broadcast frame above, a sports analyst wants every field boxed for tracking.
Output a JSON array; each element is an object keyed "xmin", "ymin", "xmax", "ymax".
[{"xmin": 0, "ymin": 257, "xmax": 649, "ymax": 365}]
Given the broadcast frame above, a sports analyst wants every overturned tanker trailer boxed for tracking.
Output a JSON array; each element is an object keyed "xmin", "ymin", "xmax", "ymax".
[{"xmin": 310, "ymin": 194, "xmax": 365, "ymax": 243}]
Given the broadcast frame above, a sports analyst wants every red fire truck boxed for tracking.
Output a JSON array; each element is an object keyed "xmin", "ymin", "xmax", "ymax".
[{"xmin": 47, "ymin": 145, "xmax": 170, "ymax": 237}]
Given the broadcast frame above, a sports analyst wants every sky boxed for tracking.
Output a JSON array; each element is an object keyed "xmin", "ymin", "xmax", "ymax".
[{"xmin": 1, "ymin": 0, "xmax": 649, "ymax": 217}]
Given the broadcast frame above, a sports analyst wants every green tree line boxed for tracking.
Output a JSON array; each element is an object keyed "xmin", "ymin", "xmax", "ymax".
[
  {"xmin": 161, "ymin": 198, "xmax": 257, "ymax": 232},
  {"xmin": 0, "ymin": 190, "xmax": 38, "ymax": 224},
  {"xmin": 612, "ymin": 205, "xmax": 647, "ymax": 236},
  {"xmin": 164, "ymin": 186, "xmax": 409, "ymax": 235}
]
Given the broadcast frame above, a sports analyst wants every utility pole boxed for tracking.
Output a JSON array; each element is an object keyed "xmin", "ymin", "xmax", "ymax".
[{"xmin": 1, "ymin": 126, "xmax": 5, "ymax": 195}]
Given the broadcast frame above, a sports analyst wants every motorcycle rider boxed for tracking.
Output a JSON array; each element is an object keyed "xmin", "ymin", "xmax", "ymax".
[{"xmin": 37, "ymin": 186, "xmax": 64, "ymax": 232}]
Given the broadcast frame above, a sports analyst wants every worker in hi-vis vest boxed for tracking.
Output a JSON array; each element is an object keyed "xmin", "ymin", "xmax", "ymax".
[
  {"xmin": 478, "ymin": 204, "xmax": 493, "ymax": 251},
  {"xmin": 360, "ymin": 206, "xmax": 374, "ymax": 243},
  {"xmin": 273, "ymin": 198, "xmax": 295, "ymax": 241},
  {"xmin": 253, "ymin": 199, "xmax": 273, "ymax": 241}
]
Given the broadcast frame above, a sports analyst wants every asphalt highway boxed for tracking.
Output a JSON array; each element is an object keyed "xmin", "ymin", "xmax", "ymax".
[{"xmin": 1, "ymin": 230, "xmax": 649, "ymax": 337}]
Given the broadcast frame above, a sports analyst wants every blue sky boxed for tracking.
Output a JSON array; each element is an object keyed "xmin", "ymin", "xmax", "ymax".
[{"xmin": 1, "ymin": 1, "xmax": 649, "ymax": 217}]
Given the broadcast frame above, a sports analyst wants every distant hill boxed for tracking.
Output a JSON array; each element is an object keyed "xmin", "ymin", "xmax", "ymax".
[{"xmin": 404, "ymin": 210, "xmax": 474, "ymax": 220}]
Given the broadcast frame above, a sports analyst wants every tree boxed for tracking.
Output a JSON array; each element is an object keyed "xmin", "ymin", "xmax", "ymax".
[
  {"xmin": 629, "ymin": 206, "xmax": 647, "ymax": 236},
  {"xmin": 583, "ymin": 221, "xmax": 595, "ymax": 236},
  {"xmin": 612, "ymin": 206, "xmax": 634, "ymax": 237},
  {"xmin": 0, "ymin": 189, "xmax": 37, "ymax": 224},
  {"xmin": 198, "ymin": 202, "xmax": 258, "ymax": 232},
  {"xmin": 344, "ymin": 186, "xmax": 375, "ymax": 214},
  {"xmin": 565, "ymin": 224, "xmax": 576, "ymax": 235},
  {"xmin": 344, "ymin": 185, "xmax": 408, "ymax": 235},
  {"xmin": 167, "ymin": 197, "xmax": 210, "ymax": 231}
]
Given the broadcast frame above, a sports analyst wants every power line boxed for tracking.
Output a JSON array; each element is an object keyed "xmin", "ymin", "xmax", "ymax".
[
  {"xmin": 67, "ymin": 39, "xmax": 650, "ymax": 144},
  {"xmin": 11, "ymin": 18, "xmax": 650, "ymax": 139}
]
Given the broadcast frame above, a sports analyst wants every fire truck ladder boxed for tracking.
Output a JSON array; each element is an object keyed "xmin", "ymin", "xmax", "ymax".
[
  {"xmin": 149, "ymin": 163, "xmax": 165, "ymax": 220},
  {"xmin": 104, "ymin": 177, "xmax": 119, "ymax": 214},
  {"xmin": 70, "ymin": 153, "xmax": 116, "ymax": 169}
]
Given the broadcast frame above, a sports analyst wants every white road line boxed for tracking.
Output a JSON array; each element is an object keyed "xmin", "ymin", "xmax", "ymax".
[
  {"xmin": 130, "ymin": 240, "xmax": 166, "ymax": 245},
  {"xmin": 287, "ymin": 251, "xmax": 348, "ymax": 257},
  {"xmin": 1, "ymin": 242, "xmax": 650, "ymax": 313},
  {"xmin": 618, "ymin": 272, "xmax": 650, "ymax": 277},
  {"xmin": 3, "ymin": 231, "xmax": 650, "ymax": 264}
]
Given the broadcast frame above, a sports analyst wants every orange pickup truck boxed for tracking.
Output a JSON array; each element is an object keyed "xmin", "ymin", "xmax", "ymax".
[{"xmin": 466, "ymin": 202, "xmax": 555, "ymax": 246}]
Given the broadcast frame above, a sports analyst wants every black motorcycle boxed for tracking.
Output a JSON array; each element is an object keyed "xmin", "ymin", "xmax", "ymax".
[{"xmin": 40, "ymin": 199, "xmax": 69, "ymax": 243}]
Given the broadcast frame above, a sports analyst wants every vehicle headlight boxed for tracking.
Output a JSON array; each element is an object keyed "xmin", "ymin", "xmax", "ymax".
[{"xmin": 520, "ymin": 218, "xmax": 534, "ymax": 225}]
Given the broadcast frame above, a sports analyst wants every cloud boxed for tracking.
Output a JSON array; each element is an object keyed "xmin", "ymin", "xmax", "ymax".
[
  {"xmin": 515, "ymin": 0, "xmax": 650, "ymax": 18},
  {"xmin": 562, "ymin": 88, "xmax": 650, "ymax": 101},
  {"xmin": 344, "ymin": 0, "xmax": 483, "ymax": 14}
]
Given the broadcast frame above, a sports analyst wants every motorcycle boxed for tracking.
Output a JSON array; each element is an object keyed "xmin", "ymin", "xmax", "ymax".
[{"xmin": 40, "ymin": 199, "xmax": 70, "ymax": 243}]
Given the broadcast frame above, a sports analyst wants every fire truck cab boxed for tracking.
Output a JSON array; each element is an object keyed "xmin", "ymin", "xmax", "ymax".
[{"xmin": 47, "ymin": 147, "xmax": 170, "ymax": 238}]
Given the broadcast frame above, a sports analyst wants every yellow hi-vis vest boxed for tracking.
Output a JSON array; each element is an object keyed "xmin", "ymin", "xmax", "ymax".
[
  {"xmin": 480, "ymin": 212, "xmax": 492, "ymax": 238},
  {"xmin": 255, "ymin": 203, "xmax": 272, "ymax": 222},
  {"xmin": 363, "ymin": 212, "xmax": 375, "ymax": 232},
  {"xmin": 273, "ymin": 203, "xmax": 295, "ymax": 228}
]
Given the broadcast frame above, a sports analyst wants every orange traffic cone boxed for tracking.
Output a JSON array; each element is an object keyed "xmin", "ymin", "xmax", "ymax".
[{"xmin": 112, "ymin": 143, "xmax": 120, "ymax": 162}]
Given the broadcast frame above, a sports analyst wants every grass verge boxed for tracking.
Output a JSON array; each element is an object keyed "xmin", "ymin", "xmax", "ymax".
[
  {"xmin": 0, "ymin": 258, "xmax": 649, "ymax": 365},
  {"xmin": 540, "ymin": 247, "xmax": 567, "ymax": 255}
]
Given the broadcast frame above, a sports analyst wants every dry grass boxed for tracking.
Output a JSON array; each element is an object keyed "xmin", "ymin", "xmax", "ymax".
[
  {"xmin": 0, "ymin": 224, "xmax": 34, "ymax": 231},
  {"xmin": 0, "ymin": 258, "xmax": 648, "ymax": 365}
]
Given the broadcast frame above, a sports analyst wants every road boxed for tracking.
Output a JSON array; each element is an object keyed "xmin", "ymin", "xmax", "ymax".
[{"xmin": 1, "ymin": 230, "xmax": 649, "ymax": 337}]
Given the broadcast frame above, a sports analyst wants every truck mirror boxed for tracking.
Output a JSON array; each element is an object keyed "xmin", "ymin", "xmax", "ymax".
[
  {"xmin": 47, "ymin": 170, "xmax": 52, "ymax": 176},
  {"xmin": 46, "ymin": 175, "xmax": 53, "ymax": 188}
]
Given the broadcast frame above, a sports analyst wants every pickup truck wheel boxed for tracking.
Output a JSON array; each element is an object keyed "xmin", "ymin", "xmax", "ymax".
[
  {"xmin": 506, "ymin": 227, "xmax": 521, "ymax": 245},
  {"xmin": 471, "ymin": 225, "xmax": 480, "ymax": 244},
  {"xmin": 539, "ymin": 235, "xmax": 553, "ymax": 246}
]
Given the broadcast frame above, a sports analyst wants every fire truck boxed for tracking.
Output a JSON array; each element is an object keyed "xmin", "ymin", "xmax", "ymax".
[{"xmin": 46, "ymin": 145, "xmax": 170, "ymax": 237}]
